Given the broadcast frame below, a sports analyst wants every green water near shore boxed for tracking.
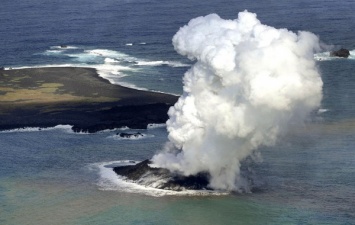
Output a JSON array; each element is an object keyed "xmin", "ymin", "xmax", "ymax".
[
  {"xmin": 1, "ymin": 125, "xmax": 354, "ymax": 225},
  {"xmin": 0, "ymin": 176, "xmax": 312, "ymax": 225}
]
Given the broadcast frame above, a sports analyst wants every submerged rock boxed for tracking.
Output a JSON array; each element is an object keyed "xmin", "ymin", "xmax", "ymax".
[
  {"xmin": 113, "ymin": 159, "xmax": 211, "ymax": 191},
  {"xmin": 330, "ymin": 48, "xmax": 350, "ymax": 58}
]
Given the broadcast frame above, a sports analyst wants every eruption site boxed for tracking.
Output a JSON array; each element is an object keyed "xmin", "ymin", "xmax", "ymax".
[{"xmin": 114, "ymin": 11, "xmax": 323, "ymax": 192}]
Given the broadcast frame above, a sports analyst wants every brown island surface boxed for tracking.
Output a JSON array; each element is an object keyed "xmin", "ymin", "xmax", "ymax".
[{"xmin": 0, "ymin": 67, "xmax": 178, "ymax": 133}]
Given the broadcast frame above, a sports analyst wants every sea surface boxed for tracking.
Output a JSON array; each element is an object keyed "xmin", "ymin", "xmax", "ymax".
[{"xmin": 1, "ymin": 0, "xmax": 355, "ymax": 224}]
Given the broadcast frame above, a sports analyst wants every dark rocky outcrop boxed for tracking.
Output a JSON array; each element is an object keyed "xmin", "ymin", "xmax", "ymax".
[
  {"xmin": 113, "ymin": 159, "xmax": 211, "ymax": 191},
  {"xmin": 330, "ymin": 48, "xmax": 350, "ymax": 58},
  {"xmin": 117, "ymin": 132, "xmax": 144, "ymax": 138}
]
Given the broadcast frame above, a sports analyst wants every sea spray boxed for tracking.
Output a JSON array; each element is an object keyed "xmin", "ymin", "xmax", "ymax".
[{"xmin": 152, "ymin": 11, "xmax": 323, "ymax": 191}]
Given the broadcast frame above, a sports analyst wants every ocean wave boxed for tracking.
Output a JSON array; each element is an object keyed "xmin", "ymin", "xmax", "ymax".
[
  {"xmin": 0, "ymin": 125, "xmax": 73, "ymax": 133},
  {"xmin": 7, "ymin": 64, "xmax": 78, "ymax": 70},
  {"xmin": 147, "ymin": 123, "xmax": 167, "ymax": 129},
  {"xmin": 42, "ymin": 49, "xmax": 64, "ymax": 55},
  {"xmin": 7, "ymin": 46, "xmax": 186, "ymax": 94},
  {"xmin": 135, "ymin": 60, "xmax": 190, "ymax": 67},
  {"xmin": 107, "ymin": 132, "xmax": 154, "ymax": 140},
  {"xmin": 91, "ymin": 161, "xmax": 229, "ymax": 197},
  {"xmin": 104, "ymin": 58, "xmax": 120, "ymax": 63},
  {"xmin": 50, "ymin": 45, "xmax": 79, "ymax": 50},
  {"xmin": 85, "ymin": 49, "xmax": 137, "ymax": 62},
  {"xmin": 317, "ymin": 108, "xmax": 329, "ymax": 114}
]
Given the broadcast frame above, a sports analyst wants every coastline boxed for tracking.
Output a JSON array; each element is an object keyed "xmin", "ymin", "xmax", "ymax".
[{"xmin": 0, "ymin": 67, "xmax": 178, "ymax": 133}]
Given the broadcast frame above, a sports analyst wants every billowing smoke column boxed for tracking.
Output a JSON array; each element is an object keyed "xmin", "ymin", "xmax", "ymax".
[{"xmin": 152, "ymin": 11, "xmax": 323, "ymax": 191}]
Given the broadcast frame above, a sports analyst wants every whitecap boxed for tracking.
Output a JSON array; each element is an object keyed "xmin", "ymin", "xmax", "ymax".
[
  {"xmin": 136, "ymin": 60, "xmax": 190, "ymax": 67},
  {"xmin": 85, "ymin": 49, "xmax": 137, "ymax": 62},
  {"xmin": 13, "ymin": 47, "xmax": 179, "ymax": 94},
  {"xmin": 317, "ymin": 108, "xmax": 329, "ymax": 114},
  {"xmin": 42, "ymin": 49, "xmax": 64, "ymax": 55},
  {"xmin": 50, "ymin": 45, "xmax": 79, "ymax": 50},
  {"xmin": 0, "ymin": 124, "xmax": 73, "ymax": 133},
  {"xmin": 147, "ymin": 123, "xmax": 167, "ymax": 129},
  {"xmin": 104, "ymin": 58, "xmax": 120, "ymax": 63}
]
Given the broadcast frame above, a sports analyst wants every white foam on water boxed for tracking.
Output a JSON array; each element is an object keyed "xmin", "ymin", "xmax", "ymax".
[
  {"xmin": 8, "ymin": 64, "xmax": 79, "ymax": 70},
  {"xmin": 94, "ymin": 63, "xmax": 146, "ymax": 90},
  {"xmin": 104, "ymin": 58, "xmax": 120, "ymax": 63},
  {"xmin": 6, "ymin": 46, "xmax": 186, "ymax": 93},
  {"xmin": 350, "ymin": 49, "xmax": 355, "ymax": 59},
  {"xmin": 317, "ymin": 108, "xmax": 329, "ymax": 114},
  {"xmin": 50, "ymin": 45, "xmax": 79, "ymax": 50},
  {"xmin": 125, "ymin": 43, "xmax": 133, "ymax": 46},
  {"xmin": 67, "ymin": 54, "xmax": 101, "ymax": 63},
  {"xmin": 85, "ymin": 49, "xmax": 138, "ymax": 62},
  {"xmin": 91, "ymin": 161, "xmax": 229, "ymax": 197},
  {"xmin": 314, "ymin": 51, "xmax": 333, "ymax": 61},
  {"xmin": 147, "ymin": 123, "xmax": 167, "ymax": 129},
  {"xmin": 0, "ymin": 125, "xmax": 73, "ymax": 133},
  {"xmin": 135, "ymin": 60, "xmax": 190, "ymax": 67},
  {"xmin": 42, "ymin": 49, "xmax": 64, "ymax": 55}
]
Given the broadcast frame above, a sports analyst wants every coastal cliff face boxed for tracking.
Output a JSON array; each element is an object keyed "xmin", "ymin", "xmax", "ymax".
[{"xmin": 0, "ymin": 67, "xmax": 178, "ymax": 132}]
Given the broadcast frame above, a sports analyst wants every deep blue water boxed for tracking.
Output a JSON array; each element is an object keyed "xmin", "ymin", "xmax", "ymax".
[{"xmin": 1, "ymin": 0, "xmax": 355, "ymax": 224}]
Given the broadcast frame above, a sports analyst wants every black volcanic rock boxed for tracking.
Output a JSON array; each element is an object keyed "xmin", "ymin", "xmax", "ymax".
[
  {"xmin": 113, "ymin": 160, "xmax": 211, "ymax": 191},
  {"xmin": 330, "ymin": 48, "xmax": 350, "ymax": 58},
  {"xmin": 117, "ymin": 132, "xmax": 144, "ymax": 139}
]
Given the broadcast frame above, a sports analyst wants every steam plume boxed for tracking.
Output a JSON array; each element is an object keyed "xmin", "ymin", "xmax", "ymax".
[{"xmin": 152, "ymin": 11, "xmax": 323, "ymax": 191}]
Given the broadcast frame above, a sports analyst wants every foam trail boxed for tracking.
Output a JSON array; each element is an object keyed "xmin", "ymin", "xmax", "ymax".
[
  {"xmin": 0, "ymin": 125, "xmax": 73, "ymax": 133},
  {"xmin": 152, "ymin": 11, "xmax": 323, "ymax": 191}
]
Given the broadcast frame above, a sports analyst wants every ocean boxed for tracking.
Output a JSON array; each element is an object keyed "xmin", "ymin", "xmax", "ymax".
[{"xmin": 1, "ymin": 0, "xmax": 355, "ymax": 224}]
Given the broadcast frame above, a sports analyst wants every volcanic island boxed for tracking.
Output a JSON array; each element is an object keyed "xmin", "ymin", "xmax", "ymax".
[{"xmin": 0, "ymin": 67, "xmax": 178, "ymax": 133}]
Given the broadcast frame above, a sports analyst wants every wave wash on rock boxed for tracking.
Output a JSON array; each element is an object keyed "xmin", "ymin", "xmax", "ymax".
[{"xmin": 152, "ymin": 11, "xmax": 323, "ymax": 191}]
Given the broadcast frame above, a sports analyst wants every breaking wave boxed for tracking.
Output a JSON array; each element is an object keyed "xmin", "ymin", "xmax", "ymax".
[
  {"xmin": 0, "ymin": 125, "xmax": 74, "ymax": 133},
  {"xmin": 147, "ymin": 123, "xmax": 167, "ymax": 129},
  {"xmin": 6, "ymin": 45, "xmax": 189, "ymax": 94}
]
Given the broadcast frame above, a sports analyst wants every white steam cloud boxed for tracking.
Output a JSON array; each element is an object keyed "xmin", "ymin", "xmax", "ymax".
[{"xmin": 152, "ymin": 11, "xmax": 323, "ymax": 191}]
